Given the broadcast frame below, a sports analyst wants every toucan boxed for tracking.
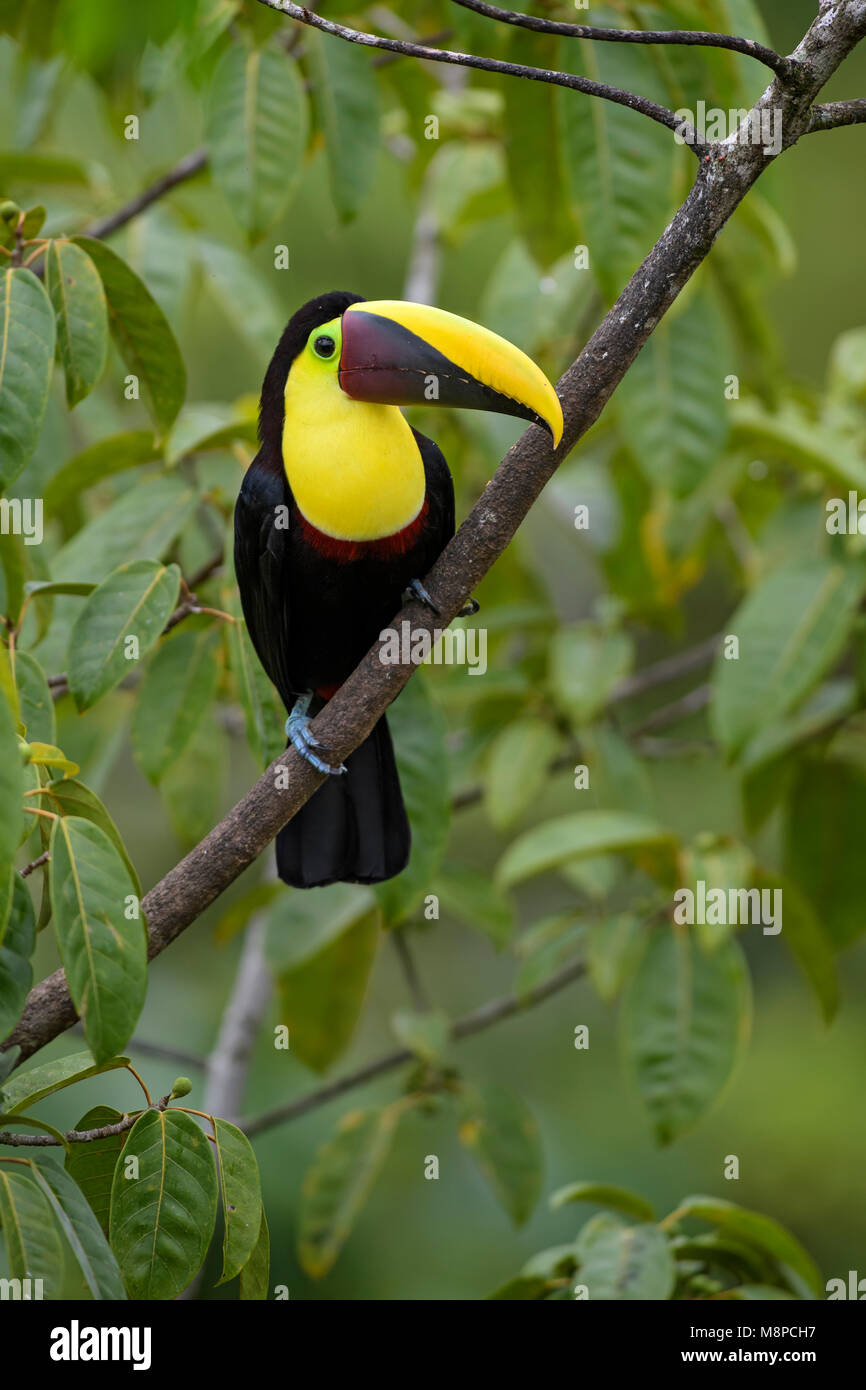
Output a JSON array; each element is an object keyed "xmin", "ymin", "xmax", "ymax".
[{"xmin": 234, "ymin": 291, "xmax": 562, "ymax": 889}]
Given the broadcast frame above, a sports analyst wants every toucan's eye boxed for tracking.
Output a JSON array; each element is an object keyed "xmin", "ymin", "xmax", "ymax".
[{"xmin": 313, "ymin": 335, "xmax": 336, "ymax": 359}]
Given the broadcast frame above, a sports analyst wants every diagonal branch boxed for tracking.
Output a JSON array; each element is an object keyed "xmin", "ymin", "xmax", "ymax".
[
  {"xmin": 256, "ymin": 0, "xmax": 692, "ymax": 143},
  {"xmin": 5, "ymin": 0, "xmax": 866, "ymax": 1068},
  {"xmin": 451, "ymin": 0, "xmax": 800, "ymax": 82}
]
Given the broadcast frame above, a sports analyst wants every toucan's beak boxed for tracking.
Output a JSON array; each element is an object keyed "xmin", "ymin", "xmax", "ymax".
[{"xmin": 339, "ymin": 300, "xmax": 563, "ymax": 446}]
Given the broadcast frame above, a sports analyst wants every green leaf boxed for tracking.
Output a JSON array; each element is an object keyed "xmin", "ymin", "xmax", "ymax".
[
  {"xmin": 50, "ymin": 817, "xmax": 147, "ymax": 1063},
  {"xmin": 578, "ymin": 1222, "xmax": 675, "ymax": 1300},
  {"xmin": 621, "ymin": 925, "xmax": 752, "ymax": 1144},
  {"xmin": 71, "ymin": 236, "xmax": 186, "ymax": 435},
  {"xmin": 502, "ymin": 30, "xmax": 575, "ymax": 268},
  {"xmin": 514, "ymin": 913, "xmax": 584, "ymax": 998},
  {"xmin": 712, "ymin": 561, "xmax": 866, "ymax": 757},
  {"xmin": 673, "ymin": 1195, "xmax": 822, "ymax": 1297},
  {"xmin": 131, "ymin": 624, "xmax": 222, "ymax": 783},
  {"xmin": 763, "ymin": 874, "xmax": 837, "ymax": 1023},
  {"xmin": 434, "ymin": 865, "xmax": 514, "ymax": 948},
  {"xmin": 489, "ymin": 1273, "xmax": 555, "ymax": 1300},
  {"xmin": 0, "ymin": 1049, "xmax": 129, "ymax": 1114},
  {"xmin": 67, "ymin": 560, "xmax": 181, "ymax": 712},
  {"xmin": 196, "ymin": 237, "xmax": 284, "ymax": 364},
  {"xmin": 556, "ymin": 15, "xmax": 673, "ymax": 301},
  {"xmin": 0, "ymin": 876, "xmax": 36, "ymax": 1037},
  {"xmin": 213, "ymin": 879, "xmax": 282, "ymax": 946},
  {"xmin": 43, "ymin": 431, "xmax": 162, "ymax": 512},
  {"xmin": 0, "ymin": 150, "xmax": 90, "ymax": 184},
  {"xmin": 391, "ymin": 1007, "xmax": 450, "ymax": 1063},
  {"xmin": 307, "ymin": 28, "xmax": 380, "ymax": 222},
  {"xmin": 53, "ymin": 474, "xmax": 198, "ymax": 585},
  {"xmin": 224, "ymin": 590, "xmax": 285, "ymax": 767},
  {"xmin": 25, "ymin": 742, "xmax": 79, "ymax": 778},
  {"xmin": 0, "ymin": 1165, "xmax": 63, "ymax": 1293},
  {"xmin": 497, "ymin": 810, "xmax": 675, "ymax": 888},
  {"xmin": 587, "ymin": 912, "xmax": 642, "ymax": 1003},
  {"xmin": 27, "ymin": 1159, "xmax": 127, "ymax": 1300},
  {"xmin": 22, "ymin": 579, "xmax": 95, "ymax": 598},
  {"xmin": 549, "ymin": 624, "xmax": 633, "ymax": 726},
  {"xmin": 0, "ymin": 267, "xmax": 55, "ymax": 490},
  {"xmin": 239, "ymin": 1204, "xmax": 269, "ymax": 1299},
  {"xmin": 38, "ymin": 779, "xmax": 140, "ymax": 895},
  {"xmin": 616, "ymin": 292, "xmax": 730, "ymax": 496},
  {"xmin": 44, "ymin": 239, "xmax": 108, "ymax": 407},
  {"xmin": 212, "ymin": 1116, "xmax": 263, "ymax": 1286},
  {"xmin": 64, "ymin": 1104, "xmax": 124, "ymax": 1237},
  {"xmin": 732, "ymin": 398, "xmax": 866, "ymax": 492},
  {"xmin": 13, "ymin": 650, "xmax": 55, "ymax": 744},
  {"xmin": 677, "ymin": 836, "xmax": 755, "ymax": 954},
  {"xmin": 160, "ymin": 709, "xmax": 227, "ymax": 848},
  {"xmin": 266, "ymin": 881, "xmax": 377, "ymax": 974},
  {"xmin": 551, "ymin": 1181, "xmax": 655, "ymax": 1223},
  {"xmin": 0, "ymin": 685, "xmax": 23, "ymax": 879},
  {"xmin": 207, "ymin": 43, "xmax": 308, "ymax": 241},
  {"xmin": 298, "ymin": 1103, "xmax": 402, "ymax": 1278},
  {"xmin": 458, "ymin": 1084, "xmax": 542, "ymax": 1226},
  {"xmin": 164, "ymin": 401, "xmax": 257, "ymax": 466},
  {"xmin": 483, "ymin": 716, "xmax": 560, "ymax": 833},
  {"xmin": 374, "ymin": 676, "xmax": 451, "ymax": 926},
  {"xmin": 783, "ymin": 759, "xmax": 866, "ymax": 951},
  {"xmin": 274, "ymin": 906, "xmax": 380, "ymax": 1073},
  {"xmin": 109, "ymin": 1108, "xmax": 219, "ymax": 1300}
]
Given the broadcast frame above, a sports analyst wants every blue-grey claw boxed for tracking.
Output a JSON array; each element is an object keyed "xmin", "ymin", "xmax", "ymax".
[
  {"xmin": 285, "ymin": 697, "xmax": 346, "ymax": 776},
  {"xmin": 458, "ymin": 597, "xmax": 480, "ymax": 617},
  {"xmin": 405, "ymin": 578, "xmax": 440, "ymax": 615}
]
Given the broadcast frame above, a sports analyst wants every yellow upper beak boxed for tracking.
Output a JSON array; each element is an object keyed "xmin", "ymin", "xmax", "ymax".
[{"xmin": 339, "ymin": 299, "xmax": 563, "ymax": 446}]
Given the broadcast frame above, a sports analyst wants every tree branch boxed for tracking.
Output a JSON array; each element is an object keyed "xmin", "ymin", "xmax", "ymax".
[
  {"xmin": 202, "ymin": 911, "xmax": 271, "ymax": 1126},
  {"xmin": 450, "ymin": 0, "xmax": 800, "ymax": 82},
  {"xmin": 5, "ymin": 0, "xmax": 866, "ymax": 1068},
  {"xmin": 242, "ymin": 955, "xmax": 586, "ymax": 1137},
  {"xmin": 807, "ymin": 96, "xmax": 866, "ymax": 131},
  {"xmin": 256, "ymin": 0, "xmax": 692, "ymax": 144}
]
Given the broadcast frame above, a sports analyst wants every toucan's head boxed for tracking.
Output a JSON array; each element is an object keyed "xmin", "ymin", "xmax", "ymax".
[{"xmin": 259, "ymin": 290, "xmax": 563, "ymax": 455}]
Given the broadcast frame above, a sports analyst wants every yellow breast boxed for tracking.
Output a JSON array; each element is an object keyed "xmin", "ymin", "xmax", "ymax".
[{"xmin": 281, "ymin": 353, "xmax": 426, "ymax": 541}]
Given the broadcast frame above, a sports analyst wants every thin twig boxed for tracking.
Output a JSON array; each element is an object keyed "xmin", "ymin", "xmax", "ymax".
[
  {"xmin": 19, "ymin": 851, "xmax": 50, "ymax": 880},
  {"xmin": 807, "ymin": 97, "xmax": 866, "ymax": 131},
  {"xmin": 81, "ymin": 147, "xmax": 209, "ymax": 241},
  {"xmin": 627, "ymin": 683, "xmax": 711, "ymax": 737},
  {"xmin": 243, "ymin": 956, "xmax": 586, "ymax": 1136},
  {"xmin": 450, "ymin": 0, "xmax": 799, "ymax": 82},
  {"xmin": 0, "ymin": 1095, "xmax": 170, "ymax": 1149}
]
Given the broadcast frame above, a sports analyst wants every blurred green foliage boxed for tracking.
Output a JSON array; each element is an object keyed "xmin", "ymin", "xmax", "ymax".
[{"xmin": 0, "ymin": 0, "xmax": 865, "ymax": 1301}]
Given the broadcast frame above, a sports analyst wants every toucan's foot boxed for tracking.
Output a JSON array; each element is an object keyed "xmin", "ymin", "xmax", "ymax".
[
  {"xmin": 285, "ymin": 695, "xmax": 346, "ymax": 776},
  {"xmin": 458, "ymin": 597, "xmax": 480, "ymax": 617},
  {"xmin": 404, "ymin": 578, "xmax": 440, "ymax": 615}
]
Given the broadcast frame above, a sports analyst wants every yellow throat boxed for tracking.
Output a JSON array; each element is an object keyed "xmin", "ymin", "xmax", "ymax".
[{"xmin": 281, "ymin": 346, "xmax": 426, "ymax": 542}]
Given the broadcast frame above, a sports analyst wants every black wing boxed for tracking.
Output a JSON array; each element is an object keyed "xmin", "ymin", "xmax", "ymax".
[
  {"xmin": 234, "ymin": 448, "xmax": 296, "ymax": 708},
  {"xmin": 412, "ymin": 428, "xmax": 455, "ymax": 573}
]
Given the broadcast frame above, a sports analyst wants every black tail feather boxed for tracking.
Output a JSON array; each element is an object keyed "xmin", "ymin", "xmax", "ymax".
[{"xmin": 276, "ymin": 715, "xmax": 410, "ymax": 888}]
